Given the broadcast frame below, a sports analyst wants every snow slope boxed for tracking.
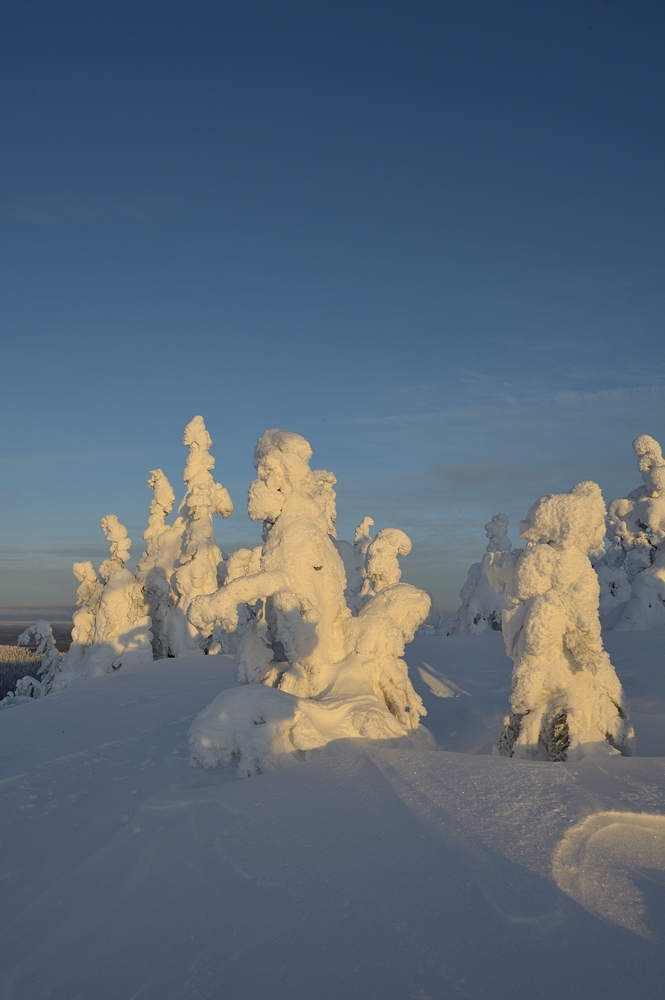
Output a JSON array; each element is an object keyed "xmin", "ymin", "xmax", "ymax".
[{"xmin": 1, "ymin": 632, "xmax": 664, "ymax": 998}]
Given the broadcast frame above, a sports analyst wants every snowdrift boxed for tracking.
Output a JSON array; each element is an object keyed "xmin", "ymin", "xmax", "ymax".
[{"xmin": 1, "ymin": 630, "xmax": 664, "ymax": 999}]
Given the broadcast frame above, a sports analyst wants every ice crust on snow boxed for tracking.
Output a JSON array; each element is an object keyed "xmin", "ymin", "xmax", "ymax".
[
  {"xmin": 439, "ymin": 513, "xmax": 513, "ymax": 635},
  {"xmin": 188, "ymin": 428, "xmax": 430, "ymax": 774},
  {"xmin": 595, "ymin": 435, "xmax": 665, "ymax": 631},
  {"xmin": 488, "ymin": 481, "xmax": 634, "ymax": 761}
]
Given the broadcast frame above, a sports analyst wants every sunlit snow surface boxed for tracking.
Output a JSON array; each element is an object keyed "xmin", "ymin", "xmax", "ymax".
[{"xmin": 1, "ymin": 631, "xmax": 664, "ymax": 998}]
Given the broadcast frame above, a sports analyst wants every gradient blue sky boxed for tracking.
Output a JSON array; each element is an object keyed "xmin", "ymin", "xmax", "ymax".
[{"xmin": 1, "ymin": 0, "xmax": 664, "ymax": 618}]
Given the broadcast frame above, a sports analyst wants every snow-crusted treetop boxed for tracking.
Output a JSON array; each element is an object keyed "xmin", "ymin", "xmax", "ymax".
[
  {"xmin": 354, "ymin": 516, "xmax": 374, "ymax": 552},
  {"xmin": 633, "ymin": 434, "xmax": 665, "ymax": 489},
  {"xmin": 365, "ymin": 528, "xmax": 412, "ymax": 593},
  {"xmin": 181, "ymin": 415, "xmax": 233, "ymax": 520},
  {"xmin": 633, "ymin": 434, "xmax": 665, "ymax": 493},
  {"xmin": 484, "ymin": 513, "xmax": 512, "ymax": 553},
  {"xmin": 98, "ymin": 515, "xmax": 132, "ymax": 581},
  {"xmin": 248, "ymin": 428, "xmax": 335, "ymax": 532},
  {"xmin": 18, "ymin": 620, "xmax": 55, "ymax": 658},
  {"xmin": 72, "ymin": 560, "xmax": 99, "ymax": 590},
  {"xmin": 519, "ymin": 481, "xmax": 606, "ymax": 556},
  {"xmin": 143, "ymin": 469, "xmax": 176, "ymax": 541}
]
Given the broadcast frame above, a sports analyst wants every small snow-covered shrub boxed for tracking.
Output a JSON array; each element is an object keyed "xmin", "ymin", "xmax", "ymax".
[
  {"xmin": 595, "ymin": 435, "xmax": 665, "ymax": 631},
  {"xmin": 439, "ymin": 513, "xmax": 513, "ymax": 635},
  {"xmin": 188, "ymin": 428, "xmax": 431, "ymax": 774},
  {"xmin": 488, "ymin": 482, "xmax": 634, "ymax": 761}
]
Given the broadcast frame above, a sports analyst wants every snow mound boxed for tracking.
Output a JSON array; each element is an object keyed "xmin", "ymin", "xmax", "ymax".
[
  {"xmin": 553, "ymin": 811, "xmax": 665, "ymax": 939},
  {"xmin": 488, "ymin": 481, "xmax": 634, "ymax": 760}
]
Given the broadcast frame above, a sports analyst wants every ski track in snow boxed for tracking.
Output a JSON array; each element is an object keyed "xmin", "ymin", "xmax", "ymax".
[{"xmin": 1, "ymin": 633, "xmax": 664, "ymax": 998}]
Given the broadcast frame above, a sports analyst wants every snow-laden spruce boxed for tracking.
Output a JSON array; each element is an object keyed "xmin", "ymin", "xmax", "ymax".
[
  {"xmin": 438, "ymin": 513, "xmax": 512, "ymax": 635},
  {"xmin": 165, "ymin": 416, "xmax": 233, "ymax": 655},
  {"xmin": 488, "ymin": 482, "xmax": 634, "ymax": 761},
  {"xmin": 595, "ymin": 434, "xmax": 665, "ymax": 631},
  {"xmin": 134, "ymin": 468, "xmax": 178, "ymax": 659},
  {"xmin": 54, "ymin": 415, "xmax": 233, "ymax": 690},
  {"xmin": 188, "ymin": 428, "xmax": 431, "ymax": 776},
  {"xmin": 54, "ymin": 517, "xmax": 153, "ymax": 690}
]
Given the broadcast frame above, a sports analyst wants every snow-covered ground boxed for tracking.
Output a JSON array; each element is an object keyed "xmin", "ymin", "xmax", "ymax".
[{"xmin": 1, "ymin": 631, "xmax": 664, "ymax": 998}]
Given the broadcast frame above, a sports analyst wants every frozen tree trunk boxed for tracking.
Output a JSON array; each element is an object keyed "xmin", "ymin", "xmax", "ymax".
[
  {"xmin": 440, "ymin": 513, "xmax": 512, "ymax": 635},
  {"xmin": 166, "ymin": 416, "xmax": 233, "ymax": 656},
  {"xmin": 596, "ymin": 435, "xmax": 665, "ymax": 628},
  {"xmin": 488, "ymin": 482, "xmax": 634, "ymax": 761},
  {"xmin": 188, "ymin": 429, "xmax": 431, "ymax": 775}
]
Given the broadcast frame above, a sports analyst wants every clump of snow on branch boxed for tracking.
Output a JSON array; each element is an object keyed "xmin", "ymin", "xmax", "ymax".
[
  {"xmin": 54, "ymin": 517, "xmax": 153, "ymax": 691},
  {"xmin": 595, "ymin": 435, "xmax": 665, "ymax": 631},
  {"xmin": 438, "ymin": 513, "xmax": 513, "ymax": 636},
  {"xmin": 188, "ymin": 428, "xmax": 431, "ymax": 775},
  {"xmin": 165, "ymin": 416, "xmax": 233, "ymax": 656},
  {"xmin": 488, "ymin": 482, "xmax": 634, "ymax": 761},
  {"xmin": 0, "ymin": 621, "xmax": 61, "ymax": 705}
]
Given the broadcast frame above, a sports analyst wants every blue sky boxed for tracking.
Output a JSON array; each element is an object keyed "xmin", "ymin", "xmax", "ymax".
[{"xmin": 1, "ymin": 0, "xmax": 664, "ymax": 618}]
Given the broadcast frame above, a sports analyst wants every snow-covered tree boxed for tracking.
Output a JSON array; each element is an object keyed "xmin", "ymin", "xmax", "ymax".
[
  {"xmin": 59, "ymin": 561, "xmax": 104, "ymax": 676},
  {"xmin": 334, "ymin": 516, "xmax": 374, "ymax": 613},
  {"xmin": 1, "ymin": 621, "xmax": 61, "ymax": 705},
  {"xmin": 488, "ymin": 482, "xmax": 634, "ymax": 761},
  {"xmin": 54, "ymin": 517, "xmax": 153, "ymax": 690},
  {"xmin": 187, "ymin": 428, "xmax": 431, "ymax": 775},
  {"xmin": 165, "ymin": 416, "xmax": 233, "ymax": 656},
  {"xmin": 134, "ymin": 469, "xmax": 180, "ymax": 658},
  {"xmin": 595, "ymin": 434, "xmax": 665, "ymax": 630},
  {"xmin": 439, "ymin": 513, "xmax": 512, "ymax": 635}
]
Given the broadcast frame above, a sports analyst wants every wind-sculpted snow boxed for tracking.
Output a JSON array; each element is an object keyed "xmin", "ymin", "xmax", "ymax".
[
  {"xmin": 488, "ymin": 482, "xmax": 634, "ymax": 761},
  {"xmin": 439, "ymin": 513, "xmax": 513, "ymax": 635},
  {"xmin": 188, "ymin": 429, "xmax": 430, "ymax": 773},
  {"xmin": 595, "ymin": 434, "xmax": 665, "ymax": 629},
  {"xmin": 553, "ymin": 811, "xmax": 665, "ymax": 939}
]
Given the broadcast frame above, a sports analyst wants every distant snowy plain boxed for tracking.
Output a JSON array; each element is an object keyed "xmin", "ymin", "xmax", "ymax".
[{"xmin": 1, "ymin": 630, "xmax": 664, "ymax": 999}]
